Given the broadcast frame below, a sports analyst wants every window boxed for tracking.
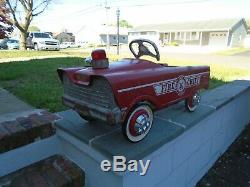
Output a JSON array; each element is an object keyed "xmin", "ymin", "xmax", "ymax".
[
  {"xmin": 34, "ymin": 33, "xmax": 51, "ymax": 38},
  {"xmin": 186, "ymin": 32, "xmax": 191, "ymax": 40},
  {"xmin": 175, "ymin": 32, "xmax": 181, "ymax": 40},
  {"xmin": 191, "ymin": 32, "xmax": 199, "ymax": 40}
]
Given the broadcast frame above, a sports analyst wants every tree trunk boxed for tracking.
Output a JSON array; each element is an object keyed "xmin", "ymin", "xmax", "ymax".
[{"xmin": 20, "ymin": 31, "xmax": 27, "ymax": 50}]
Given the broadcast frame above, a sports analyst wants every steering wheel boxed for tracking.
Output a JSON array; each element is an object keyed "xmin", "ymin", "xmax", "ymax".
[{"xmin": 129, "ymin": 39, "xmax": 160, "ymax": 61}]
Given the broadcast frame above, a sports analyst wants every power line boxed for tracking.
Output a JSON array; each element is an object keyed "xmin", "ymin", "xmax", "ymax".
[{"xmin": 109, "ymin": 0, "xmax": 212, "ymax": 8}]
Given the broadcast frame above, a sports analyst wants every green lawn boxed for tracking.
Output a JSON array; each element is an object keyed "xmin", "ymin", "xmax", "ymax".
[
  {"xmin": 215, "ymin": 47, "xmax": 250, "ymax": 55},
  {"xmin": 0, "ymin": 57, "xmax": 85, "ymax": 112},
  {"xmin": 0, "ymin": 56, "xmax": 249, "ymax": 112},
  {"xmin": 0, "ymin": 49, "xmax": 87, "ymax": 59}
]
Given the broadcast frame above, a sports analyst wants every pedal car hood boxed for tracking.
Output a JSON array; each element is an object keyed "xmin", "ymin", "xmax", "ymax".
[{"xmin": 58, "ymin": 58, "xmax": 209, "ymax": 95}]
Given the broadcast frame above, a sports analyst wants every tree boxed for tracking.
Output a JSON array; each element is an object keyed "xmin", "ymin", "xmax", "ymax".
[
  {"xmin": 119, "ymin": 20, "xmax": 133, "ymax": 28},
  {"xmin": 5, "ymin": 0, "xmax": 51, "ymax": 50},
  {"xmin": 0, "ymin": 0, "xmax": 14, "ymax": 39},
  {"xmin": 28, "ymin": 25, "xmax": 40, "ymax": 32}
]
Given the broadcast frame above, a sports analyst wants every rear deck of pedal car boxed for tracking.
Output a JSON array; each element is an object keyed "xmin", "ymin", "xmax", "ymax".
[
  {"xmin": 59, "ymin": 49, "xmax": 123, "ymax": 125},
  {"xmin": 62, "ymin": 74, "xmax": 122, "ymax": 124}
]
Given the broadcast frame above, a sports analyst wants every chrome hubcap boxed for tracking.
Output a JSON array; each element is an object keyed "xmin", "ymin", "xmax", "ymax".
[
  {"xmin": 192, "ymin": 92, "xmax": 201, "ymax": 106},
  {"xmin": 134, "ymin": 114, "xmax": 151, "ymax": 135}
]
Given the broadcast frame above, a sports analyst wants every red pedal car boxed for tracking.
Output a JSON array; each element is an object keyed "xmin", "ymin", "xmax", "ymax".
[{"xmin": 58, "ymin": 39, "xmax": 210, "ymax": 142}]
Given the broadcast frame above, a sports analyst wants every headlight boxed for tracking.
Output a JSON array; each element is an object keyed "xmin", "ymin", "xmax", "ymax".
[{"xmin": 39, "ymin": 41, "xmax": 45, "ymax": 44}]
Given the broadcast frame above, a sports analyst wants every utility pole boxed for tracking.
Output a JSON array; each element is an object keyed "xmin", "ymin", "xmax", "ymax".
[
  {"xmin": 116, "ymin": 8, "xmax": 120, "ymax": 55},
  {"xmin": 105, "ymin": 0, "xmax": 110, "ymax": 49}
]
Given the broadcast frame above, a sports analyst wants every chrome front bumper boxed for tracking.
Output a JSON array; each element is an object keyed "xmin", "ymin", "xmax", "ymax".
[{"xmin": 63, "ymin": 95, "xmax": 122, "ymax": 125}]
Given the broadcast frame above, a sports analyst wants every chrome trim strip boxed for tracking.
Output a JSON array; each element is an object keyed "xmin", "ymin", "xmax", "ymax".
[{"xmin": 118, "ymin": 71, "xmax": 209, "ymax": 93}]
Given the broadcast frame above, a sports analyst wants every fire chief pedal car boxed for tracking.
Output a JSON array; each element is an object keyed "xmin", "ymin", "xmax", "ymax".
[{"xmin": 57, "ymin": 39, "xmax": 210, "ymax": 142}]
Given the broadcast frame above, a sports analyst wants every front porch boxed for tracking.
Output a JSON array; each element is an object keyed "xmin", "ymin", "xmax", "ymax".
[{"xmin": 160, "ymin": 31, "xmax": 228, "ymax": 46}]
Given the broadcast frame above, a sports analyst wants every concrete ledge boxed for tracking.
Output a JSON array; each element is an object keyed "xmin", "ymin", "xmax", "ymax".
[{"xmin": 55, "ymin": 80, "xmax": 250, "ymax": 187}]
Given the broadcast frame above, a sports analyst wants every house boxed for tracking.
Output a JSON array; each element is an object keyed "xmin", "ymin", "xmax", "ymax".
[
  {"xmin": 55, "ymin": 32, "xmax": 75, "ymax": 43},
  {"xmin": 76, "ymin": 25, "xmax": 128, "ymax": 46},
  {"xmin": 129, "ymin": 18, "xmax": 248, "ymax": 47},
  {"xmin": 246, "ymin": 19, "xmax": 250, "ymax": 34}
]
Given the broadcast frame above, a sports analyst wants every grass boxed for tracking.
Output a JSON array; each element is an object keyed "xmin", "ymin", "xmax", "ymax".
[
  {"xmin": 0, "ymin": 49, "xmax": 87, "ymax": 59},
  {"xmin": 0, "ymin": 54, "xmax": 249, "ymax": 112},
  {"xmin": 215, "ymin": 47, "xmax": 250, "ymax": 55},
  {"xmin": 165, "ymin": 58, "xmax": 250, "ymax": 82},
  {"xmin": 0, "ymin": 57, "xmax": 85, "ymax": 112}
]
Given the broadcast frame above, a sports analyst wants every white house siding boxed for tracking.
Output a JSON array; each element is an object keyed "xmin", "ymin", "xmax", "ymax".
[
  {"xmin": 100, "ymin": 34, "xmax": 128, "ymax": 45},
  {"xmin": 244, "ymin": 35, "xmax": 250, "ymax": 47},
  {"xmin": 229, "ymin": 22, "xmax": 247, "ymax": 47},
  {"xmin": 128, "ymin": 31, "xmax": 160, "ymax": 46}
]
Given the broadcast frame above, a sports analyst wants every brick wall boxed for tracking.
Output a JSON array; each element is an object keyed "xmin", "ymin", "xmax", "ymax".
[
  {"xmin": 0, "ymin": 155, "xmax": 85, "ymax": 187},
  {"xmin": 0, "ymin": 111, "xmax": 60, "ymax": 153}
]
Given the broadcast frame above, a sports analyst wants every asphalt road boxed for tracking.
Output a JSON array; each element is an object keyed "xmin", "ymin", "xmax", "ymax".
[{"xmin": 234, "ymin": 50, "xmax": 250, "ymax": 57}]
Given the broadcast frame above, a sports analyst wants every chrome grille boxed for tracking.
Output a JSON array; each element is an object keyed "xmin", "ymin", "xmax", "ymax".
[
  {"xmin": 45, "ymin": 41, "xmax": 57, "ymax": 45},
  {"xmin": 63, "ymin": 75, "xmax": 117, "ymax": 109}
]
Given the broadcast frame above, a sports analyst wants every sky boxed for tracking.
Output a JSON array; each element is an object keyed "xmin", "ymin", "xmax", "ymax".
[{"xmin": 32, "ymin": 0, "xmax": 250, "ymax": 34}]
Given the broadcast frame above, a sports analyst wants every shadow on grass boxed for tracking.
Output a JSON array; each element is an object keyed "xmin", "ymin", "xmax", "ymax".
[{"xmin": 209, "ymin": 77, "xmax": 226, "ymax": 90}]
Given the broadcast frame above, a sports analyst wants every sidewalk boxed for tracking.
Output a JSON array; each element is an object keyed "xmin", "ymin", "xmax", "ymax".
[{"xmin": 0, "ymin": 88, "xmax": 33, "ymax": 116}]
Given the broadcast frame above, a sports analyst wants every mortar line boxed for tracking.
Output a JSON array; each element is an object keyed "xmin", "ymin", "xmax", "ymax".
[
  {"xmin": 89, "ymin": 127, "xmax": 121, "ymax": 146},
  {"xmin": 200, "ymin": 103, "xmax": 217, "ymax": 109},
  {"xmin": 155, "ymin": 116, "xmax": 186, "ymax": 129}
]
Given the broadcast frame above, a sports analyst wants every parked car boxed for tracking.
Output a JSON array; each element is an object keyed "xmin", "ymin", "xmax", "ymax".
[
  {"xmin": 76, "ymin": 41, "xmax": 89, "ymax": 48},
  {"xmin": 60, "ymin": 42, "xmax": 77, "ymax": 49},
  {"xmin": 0, "ymin": 39, "xmax": 19, "ymax": 50},
  {"xmin": 58, "ymin": 39, "xmax": 210, "ymax": 142},
  {"xmin": 26, "ymin": 32, "xmax": 60, "ymax": 51}
]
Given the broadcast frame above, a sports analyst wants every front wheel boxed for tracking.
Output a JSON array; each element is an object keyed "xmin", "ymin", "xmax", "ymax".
[
  {"xmin": 123, "ymin": 105, "xmax": 153, "ymax": 142},
  {"xmin": 79, "ymin": 113, "xmax": 96, "ymax": 122},
  {"xmin": 185, "ymin": 91, "xmax": 201, "ymax": 112},
  {"xmin": 34, "ymin": 43, "xmax": 39, "ymax": 51}
]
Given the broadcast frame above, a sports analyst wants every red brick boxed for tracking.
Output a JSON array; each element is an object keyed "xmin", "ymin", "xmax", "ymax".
[
  {"xmin": 16, "ymin": 117, "xmax": 34, "ymax": 130},
  {"xmin": 42, "ymin": 167, "xmax": 69, "ymax": 187},
  {"xmin": 0, "ymin": 155, "xmax": 85, "ymax": 187},
  {"xmin": 52, "ymin": 156, "xmax": 85, "ymax": 187},
  {"xmin": 10, "ymin": 175, "xmax": 30, "ymax": 187},
  {"xmin": 29, "ymin": 114, "xmax": 51, "ymax": 127},
  {"xmin": 2, "ymin": 120, "xmax": 25, "ymax": 134},
  {"xmin": 0, "ymin": 124, "xmax": 10, "ymax": 140},
  {"xmin": 25, "ymin": 171, "xmax": 49, "ymax": 187},
  {"xmin": 40, "ymin": 111, "xmax": 61, "ymax": 121}
]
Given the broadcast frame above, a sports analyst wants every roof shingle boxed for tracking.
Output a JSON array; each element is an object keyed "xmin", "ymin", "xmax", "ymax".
[{"xmin": 131, "ymin": 18, "xmax": 245, "ymax": 32}]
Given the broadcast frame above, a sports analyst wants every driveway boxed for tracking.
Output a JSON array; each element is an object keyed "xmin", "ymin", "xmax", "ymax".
[
  {"xmin": 162, "ymin": 52, "xmax": 250, "ymax": 69},
  {"xmin": 234, "ymin": 50, "xmax": 250, "ymax": 57}
]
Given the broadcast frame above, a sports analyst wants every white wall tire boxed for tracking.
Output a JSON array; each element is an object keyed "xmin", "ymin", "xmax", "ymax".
[
  {"xmin": 123, "ymin": 105, "xmax": 153, "ymax": 142},
  {"xmin": 185, "ymin": 91, "xmax": 201, "ymax": 112}
]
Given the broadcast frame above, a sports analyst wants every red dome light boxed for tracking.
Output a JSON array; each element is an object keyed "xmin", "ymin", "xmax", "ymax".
[{"xmin": 91, "ymin": 49, "xmax": 107, "ymax": 61}]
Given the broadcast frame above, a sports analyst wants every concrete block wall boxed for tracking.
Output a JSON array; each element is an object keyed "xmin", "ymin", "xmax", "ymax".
[{"xmin": 55, "ymin": 80, "xmax": 250, "ymax": 187}]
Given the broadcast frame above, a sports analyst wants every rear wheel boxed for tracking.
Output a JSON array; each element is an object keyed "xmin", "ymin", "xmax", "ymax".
[
  {"xmin": 185, "ymin": 91, "xmax": 201, "ymax": 112},
  {"xmin": 34, "ymin": 43, "xmax": 39, "ymax": 51},
  {"xmin": 123, "ymin": 105, "xmax": 153, "ymax": 142}
]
